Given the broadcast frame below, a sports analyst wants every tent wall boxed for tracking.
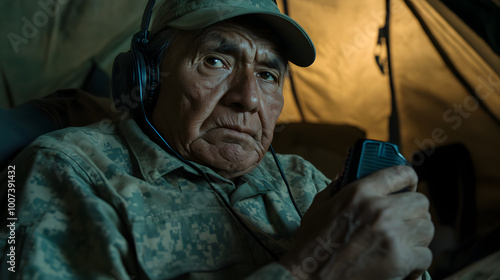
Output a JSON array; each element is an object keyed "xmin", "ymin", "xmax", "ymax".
[
  {"xmin": 277, "ymin": 0, "xmax": 391, "ymax": 141},
  {"xmin": 0, "ymin": 0, "xmax": 146, "ymax": 108},
  {"xmin": 392, "ymin": 0, "xmax": 500, "ymax": 234}
]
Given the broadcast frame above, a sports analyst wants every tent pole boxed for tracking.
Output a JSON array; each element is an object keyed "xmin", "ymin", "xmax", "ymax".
[{"xmin": 382, "ymin": 0, "xmax": 402, "ymax": 146}]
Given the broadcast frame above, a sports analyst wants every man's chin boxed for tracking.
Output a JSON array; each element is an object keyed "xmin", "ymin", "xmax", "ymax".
[
  {"xmin": 202, "ymin": 149, "xmax": 262, "ymax": 179},
  {"xmin": 187, "ymin": 139, "xmax": 266, "ymax": 179}
]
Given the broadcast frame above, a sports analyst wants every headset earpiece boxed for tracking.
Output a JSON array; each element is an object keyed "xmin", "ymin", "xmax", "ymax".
[
  {"xmin": 111, "ymin": 0, "xmax": 158, "ymax": 119},
  {"xmin": 142, "ymin": 52, "xmax": 160, "ymax": 111},
  {"xmin": 112, "ymin": 45, "xmax": 151, "ymax": 119}
]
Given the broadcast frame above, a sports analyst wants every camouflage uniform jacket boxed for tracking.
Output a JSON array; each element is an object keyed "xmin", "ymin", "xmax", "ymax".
[{"xmin": 0, "ymin": 118, "xmax": 330, "ymax": 280}]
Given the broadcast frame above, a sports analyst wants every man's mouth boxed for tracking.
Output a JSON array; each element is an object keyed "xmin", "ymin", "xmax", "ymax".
[{"xmin": 222, "ymin": 124, "xmax": 255, "ymax": 136}]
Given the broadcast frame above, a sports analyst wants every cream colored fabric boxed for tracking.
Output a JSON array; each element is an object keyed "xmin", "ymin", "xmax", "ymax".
[
  {"xmin": 0, "ymin": 0, "xmax": 147, "ymax": 108},
  {"xmin": 394, "ymin": 1, "xmax": 500, "ymax": 176},
  {"xmin": 390, "ymin": 1, "xmax": 500, "ymax": 236},
  {"xmin": 277, "ymin": 0, "xmax": 391, "ymax": 141}
]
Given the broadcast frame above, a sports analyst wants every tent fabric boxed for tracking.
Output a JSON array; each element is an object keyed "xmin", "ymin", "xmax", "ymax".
[
  {"xmin": 0, "ymin": 0, "xmax": 146, "ymax": 107},
  {"xmin": 440, "ymin": 0, "xmax": 500, "ymax": 57},
  {"xmin": 277, "ymin": 0, "xmax": 392, "ymax": 141},
  {"xmin": 391, "ymin": 0, "xmax": 500, "ymax": 236},
  {"xmin": 428, "ymin": 0, "xmax": 500, "ymax": 75}
]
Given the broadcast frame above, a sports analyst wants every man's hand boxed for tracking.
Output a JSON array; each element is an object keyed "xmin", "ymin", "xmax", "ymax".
[{"xmin": 280, "ymin": 165, "xmax": 434, "ymax": 280}]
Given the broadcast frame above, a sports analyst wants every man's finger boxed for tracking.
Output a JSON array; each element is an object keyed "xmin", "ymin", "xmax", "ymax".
[
  {"xmin": 406, "ymin": 247, "xmax": 433, "ymax": 280},
  {"xmin": 388, "ymin": 191, "xmax": 430, "ymax": 220},
  {"xmin": 353, "ymin": 165, "xmax": 418, "ymax": 196},
  {"xmin": 404, "ymin": 217, "xmax": 435, "ymax": 247}
]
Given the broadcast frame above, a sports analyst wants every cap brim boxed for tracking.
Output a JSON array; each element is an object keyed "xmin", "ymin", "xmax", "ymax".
[{"xmin": 167, "ymin": 7, "xmax": 316, "ymax": 67}]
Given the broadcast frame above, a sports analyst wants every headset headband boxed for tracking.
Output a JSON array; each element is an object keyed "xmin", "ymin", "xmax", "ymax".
[{"xmin": 135, "ymin": 0, "xmax": 156, "ymax": 47}]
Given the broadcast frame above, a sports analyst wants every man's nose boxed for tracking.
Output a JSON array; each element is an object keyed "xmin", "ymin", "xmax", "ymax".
[{"xmin": 223, "ymin": 69, "xmax": 261, "ymax": 113}]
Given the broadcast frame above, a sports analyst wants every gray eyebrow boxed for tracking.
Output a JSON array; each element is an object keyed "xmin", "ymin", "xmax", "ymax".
[{"xmin": 196, "ymin": 32, "xmax": 287, "ymax": 74}]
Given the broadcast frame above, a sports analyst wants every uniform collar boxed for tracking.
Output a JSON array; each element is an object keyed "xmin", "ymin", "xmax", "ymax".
[
  {"xmin": 118, "ymin": 118, "xmax": 279, "ymax": 200},
  {"xmin": 119, "ymin": 118, "xmax": 190, "ymax": 182}
]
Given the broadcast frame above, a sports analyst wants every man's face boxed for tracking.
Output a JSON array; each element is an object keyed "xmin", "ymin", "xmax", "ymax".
[{"xmin": 152, "ymin": 20, "xmax": 287, "ymax": 179}]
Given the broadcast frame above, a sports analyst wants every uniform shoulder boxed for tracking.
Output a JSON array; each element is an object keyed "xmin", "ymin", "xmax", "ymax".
[
  {"xmin": 18, "ymin": 120, "xmax": 121, "ymax": 162},
  {"xmin": 46, "ymin": 119, "xmax": 114, "ymax": 141}
]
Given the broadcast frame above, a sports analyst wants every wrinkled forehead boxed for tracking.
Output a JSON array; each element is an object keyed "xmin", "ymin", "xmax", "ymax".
[{"xmin": 191, "ymin": 17, "xmax": 289, "ymax": 69}]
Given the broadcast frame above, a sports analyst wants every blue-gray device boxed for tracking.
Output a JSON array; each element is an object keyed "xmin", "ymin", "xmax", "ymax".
[{"xmin": 332, "ymin": 139, "xmax": 411, "ymax": 194}]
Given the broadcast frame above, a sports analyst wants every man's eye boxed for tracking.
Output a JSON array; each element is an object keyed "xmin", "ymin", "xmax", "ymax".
[
  {"xmin": 258, "ymin": 72, "xmax": 277, "ymax": 82},
  {"xmin": 205, "ymin": 57, "xmax": 225, "ymax": 68}
]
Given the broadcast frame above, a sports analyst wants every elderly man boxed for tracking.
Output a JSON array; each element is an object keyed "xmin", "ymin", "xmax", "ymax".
[{"xmin": 0, "ymin": 0, "xmax": 433, "ymax": 279}]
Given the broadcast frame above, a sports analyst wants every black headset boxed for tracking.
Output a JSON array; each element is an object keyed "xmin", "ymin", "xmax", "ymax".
[{"xmin": 112, "ymin": 0, "xmax": 158, "ymax": 119}]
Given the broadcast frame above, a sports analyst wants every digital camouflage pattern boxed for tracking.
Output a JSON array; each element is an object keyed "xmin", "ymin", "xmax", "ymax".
[{"xmin": 0, "ymin": 118, "xmax": 330, "ymax": 279}]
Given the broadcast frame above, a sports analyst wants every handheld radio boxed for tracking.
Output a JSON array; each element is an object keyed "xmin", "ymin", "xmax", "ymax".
[{"xmin": 332, "ymin": 139, "xmax": 411, "ymax": 195}]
